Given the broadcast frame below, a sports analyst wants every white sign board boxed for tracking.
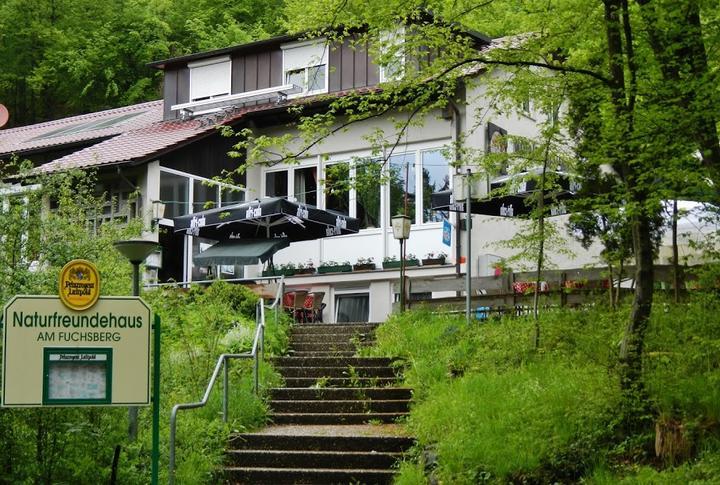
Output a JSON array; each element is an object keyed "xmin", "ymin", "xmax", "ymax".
[{"xmin": 2, "ymin": 296, "xmax": 151, "ymax": 407}]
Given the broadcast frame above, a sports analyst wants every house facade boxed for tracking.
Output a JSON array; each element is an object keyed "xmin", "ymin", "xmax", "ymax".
[{"xmin": 0, "ymin": 30, "xmax": 602, "ymax": 323}]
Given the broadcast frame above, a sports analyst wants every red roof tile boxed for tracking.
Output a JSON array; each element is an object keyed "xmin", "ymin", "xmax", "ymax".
[
  {"xmin": 34, "ymin": 88, "xmax": 376, "ymax": 174},
  {"xmin": 34, "ymin": 101, "xmax": 282, "ymax": 173},
  {"xmin": 0, "ymin": 100, "xmax": 163, "ymax": 157}
]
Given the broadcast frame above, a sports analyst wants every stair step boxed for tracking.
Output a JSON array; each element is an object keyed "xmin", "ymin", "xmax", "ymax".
[
  {"xmin": 225, "ymin": 466, "xmax": 395, "ymax": 484},
  {"xmin": 291, "ymin": 324, "xmax": 379, "ymax": 335},
  {"xmin": 270, "ymin": 412, "xmax": 409, "ymax": 425},
  {"xmin": 229, "ymin": 433, "xmax": 415, "ymax": 452},
  {"xmin": 270, "ymin": 399, "xmax": 410, "ymax": 413},
  {"xmin": 226, "ymin": 449, "xmax": 401, "ymax": 469},
  {"xmin": 272, "ymin": 356, "xmax": 396, "ymax": 367},
  {"xmin": 290, "ymin": 342, "xmax": 371, "ymax": 352},
  {"xmin": 270, "ymin": 387, "xmax": 413, "ymax": 401},
  {"xmin": 277, "ymin": 366, "xmax": 398, "ymax": 378},
  {"xmin": 289, "ymin": 333, "xmax": 375, "ymax": 344},
  {"xmin": 287, "ymin": 351, "xmax": 357, "ymax": 357},
  {"xmin": 282, "ymin": 377, "xmax": 400, "ymax": 388}
]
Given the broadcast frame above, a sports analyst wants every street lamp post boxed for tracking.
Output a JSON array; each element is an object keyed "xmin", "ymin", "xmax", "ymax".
[
  {"xmin": 391, "ymin": 215, "xmax": 411, "ymax": 313},
  {"xmin": 113, "ymin": 239, "xmax": 160, "ymax": 485},
  {"xmin": 113, "ymin": 239, "xmax": 158, "ymax": 433}
]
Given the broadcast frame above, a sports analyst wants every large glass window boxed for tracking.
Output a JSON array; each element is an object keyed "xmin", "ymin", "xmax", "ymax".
[
  {"xmin": 160, "ymin": 172, "xmax": 189, "ymax": 218},
  {"xmin": 389, "ymin": 153, "xmax": 416, "ymax": 224},
  {"xmin": 325, "ymin": 163, "xmax": 350, "ymax": 216},
  {"xmin": 282, "ymin": 40, "xmax": 328, "ymax": 96},
  {"xmin": 421, "ymin": 150, "xmax": 450, "ymax": 222},
  {"xmin": 193, "ymin": 179, "xmax": 217, "ymax": 212},
  {"xmin": 294, "ymin": 167, "xmax": 317, "ymax": 205},
  {"xmin": 355, "ymin": 160, "xmax": 381, "ymax": 229},
  {"xmin": 221, "ymin": 187, "xmax": 244, "ymax": 206},
  {"xmin": 335, "ymin": 293, "xmax": 369, "ymax": 322},
  {"xmin": 265, "ymin": 171, "xmax": 288, "ymax": 197}
]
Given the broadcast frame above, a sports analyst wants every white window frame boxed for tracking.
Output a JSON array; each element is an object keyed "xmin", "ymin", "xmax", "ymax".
[
  {"xmin": 281, "ymin": 39, "xmax": 329, "ymax": 97},
  {"xmin": 159, "ymin": 167, "xmax": 246, "ymax": 283},
  {"xmin": 333, "ymin": 290, "xmax": 371, "ymax": 323},
  {"xmin": 188, "ymin": 56, "xmax": 232, "ymax": 102},
  {"xmin": 378, "ymin": 27, "xmax": 406, "ymax": 83}
]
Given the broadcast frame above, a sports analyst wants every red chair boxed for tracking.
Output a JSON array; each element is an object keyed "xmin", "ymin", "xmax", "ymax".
[
  {"xmin": 303, "ymin": 291, "xmax": 326, "ymax": 323},
  {"xmin": 283, "ymin": 290, "xmax": 308, "ymax": 323}
]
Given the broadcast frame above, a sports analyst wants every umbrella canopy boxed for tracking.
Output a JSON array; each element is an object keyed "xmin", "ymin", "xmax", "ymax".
[
  {"xmin": 194, "ymin": 239, "xmax": 290, "ymax": 266},
  {"xmin": 174, "ymin": 197, "xmax": 360, "ymax": 241},
  {"xmin": 432, "ymin": 171, "xmax": 578, "ymax": 218}
]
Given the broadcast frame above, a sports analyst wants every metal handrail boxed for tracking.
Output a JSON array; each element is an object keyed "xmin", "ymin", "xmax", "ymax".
[{"xmin": 168, "ymin": 276, "xmax": 285, "ymax": 484}]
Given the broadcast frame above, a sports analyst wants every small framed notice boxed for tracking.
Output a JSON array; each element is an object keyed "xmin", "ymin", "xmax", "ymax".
[{"xmin": 42, "ymin": 348, "xmax": 112, "ymax": 405}]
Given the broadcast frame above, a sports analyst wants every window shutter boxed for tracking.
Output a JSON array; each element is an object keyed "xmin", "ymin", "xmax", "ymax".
[{"xmin": 189, "ymin": 57, "xmax": 231, "ymax": 101}]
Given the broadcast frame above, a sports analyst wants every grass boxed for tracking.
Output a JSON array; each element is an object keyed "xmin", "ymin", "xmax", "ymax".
[{"xmin": 367, "ymin": 293, "xmax": 720, "ymax": 484}]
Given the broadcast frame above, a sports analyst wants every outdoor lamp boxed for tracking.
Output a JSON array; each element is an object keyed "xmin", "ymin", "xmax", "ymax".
[
  {"xmin": 151, "ymin": 200, "xmax": 166, "ymax": 229},
  {"xmin": 391, "ymin": 214, "xmax": 412, "ymax": 313},
  {"xmin": 113, "ymin": 238, "xmax": 158, "ymax": 443},
  {"xmin": 391, "ymin": 214, "xmax": 411, "ymax": 240},
  {"xmin": 114, "ymin": 239, "xmax": 159, "ymax": 294}
]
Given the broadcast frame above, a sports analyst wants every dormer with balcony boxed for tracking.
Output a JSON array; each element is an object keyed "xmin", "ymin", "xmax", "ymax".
[{"xmin": 151, "ymin": 34, "xmax": 390, "ymax": 121}]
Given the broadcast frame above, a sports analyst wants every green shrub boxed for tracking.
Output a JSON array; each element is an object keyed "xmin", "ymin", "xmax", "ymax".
[
  {"xmin": 376, "ymin": 297, "xmax": 720, "ymax": 484},
  {"xmin": 408, "ymin": 362, "xmax": 618, "ymax": 483}
]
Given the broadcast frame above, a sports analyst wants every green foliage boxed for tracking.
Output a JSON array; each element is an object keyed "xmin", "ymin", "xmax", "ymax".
[
  {"xmin": 0, "ymin": 169, "xmax": 288, "ymax": 483},
  {"xmin": 370, "ymin": 297, "xmax": 720, "ymax": 483},
  {"xmin": 645, "ymin": 295, "xmax": 720, "ymax": 423},
  {"xmin": 0, "ymin": 0, "xmax": 286, "ymax": 126}
]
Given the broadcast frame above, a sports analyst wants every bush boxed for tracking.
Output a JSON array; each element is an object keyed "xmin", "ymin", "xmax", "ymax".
[{"xmin": 373, "ymin": 297, "xmax": 720, "ymax": 484}]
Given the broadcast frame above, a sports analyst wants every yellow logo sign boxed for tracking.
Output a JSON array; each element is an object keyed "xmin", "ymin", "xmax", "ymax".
[{"xmin": 59, "ymin": 260, "xmax": 100, "ymax": 311}]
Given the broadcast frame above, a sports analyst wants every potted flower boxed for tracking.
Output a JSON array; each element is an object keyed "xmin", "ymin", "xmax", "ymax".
[
  {"xmin": 422, "ymin": 251, "xmax": 447, "ymax": 266},
  {"xmin": 353, "ymin": 257, "xmax": 376, "ymax": 271},
  {"xmin": 492, "ymin": 259, "xmax": 509, "ymax": 277},
  {"xmin": 295, "ymin": 259, "xmax": 316, "ymax": 275},
  {"xmin": 382, "ymin": 254, "xmax": 419, "ymax": 269},
  {"xmin": 318, "ymin": 260, "xmax": 353, "ymax": 274},
  {"xmin": 262, "ymin": 262, "xmax": 298, "ymax": 277}
]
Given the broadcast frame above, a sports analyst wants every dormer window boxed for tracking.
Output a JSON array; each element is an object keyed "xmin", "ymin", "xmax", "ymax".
[
  {"xmin": 282, "ymin": 40, "xmax": 328, "ymax": 96},
  {"xmin": 188, "ymin": 56, "xmax": 231, "ymax": 102}
]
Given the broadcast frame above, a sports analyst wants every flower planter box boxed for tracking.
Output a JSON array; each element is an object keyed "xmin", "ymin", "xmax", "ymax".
[
  {"xmin": 383, "ymin": 259, "xmax": 419, "ymax": 270},
  {"xmin": 317, "ymin": 264, "xmax": 352, "ymax": 274},
  {"xmin": 352, "ymin": 263, "xmax": 376, "ymax": 271},
  {"xmin": 262, "ymin": 269, "xmax": 297, "ymax": 277},
  {"xmin": 421, "ymin": 257, "xmax": 446, "ymax": 266},
  {"xmin": 294, "ymin": 268, "xmax": 316, "ymax": 275}
]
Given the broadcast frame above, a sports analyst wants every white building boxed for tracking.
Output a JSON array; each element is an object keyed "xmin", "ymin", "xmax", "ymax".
[{"xmin": 0, "ymin": 29, "xmax": 603, "ymax": 322}]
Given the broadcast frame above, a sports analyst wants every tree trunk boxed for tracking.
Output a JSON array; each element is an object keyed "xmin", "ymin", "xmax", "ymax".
[
  {"xmin": 615, "ymin": 258, "xmax": 624, "ymax": 306},
  {"xmin": 672, "ymin": 199, "xmax": 680, "ymax": 303},
  {"xmin": 636, "ymin": 0, "xmax": 720, "ymax": 177},
  {"xmin": 608, "ymin": 261, "xmax": 615, "ymax": 310},
  {"xmin": 619, "ymin": 212, "xmax": 654, "ymax": 394},
  {"xmin": 532, "ymin": 152, "xmax": 549, "ymax": 349}
]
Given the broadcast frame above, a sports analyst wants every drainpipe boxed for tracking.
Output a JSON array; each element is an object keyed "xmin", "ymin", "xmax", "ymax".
[{"xmin": 448, "ymin": 100, "xmax": 462, "ymax": 278}]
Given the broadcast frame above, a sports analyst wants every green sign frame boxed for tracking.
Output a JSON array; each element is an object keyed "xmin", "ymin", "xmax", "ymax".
[{"xmin": 42, "ymin": 347, "xmax": 113, "ymax": 406}]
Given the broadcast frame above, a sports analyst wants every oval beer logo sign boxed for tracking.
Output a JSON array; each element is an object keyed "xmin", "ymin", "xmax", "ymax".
[{"xmin": 59, "ymin": 260, "xmax": 100, "ymax": 311}]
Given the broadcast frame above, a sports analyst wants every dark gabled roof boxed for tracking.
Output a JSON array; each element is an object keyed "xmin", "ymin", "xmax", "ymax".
[
  {"xmin": 148, "ymin": 34, "xmax": 299, "ymax": 70},
  {"xmin": 0, "ymin": 100, "xmax": 163, "ymax": 158},
  {"xmin": 148, "ymin": 21, "xmax": 493, "ymax": 71}
]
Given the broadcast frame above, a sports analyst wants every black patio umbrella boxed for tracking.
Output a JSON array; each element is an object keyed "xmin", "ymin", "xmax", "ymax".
[
  {"xmin": 174, "ymin": 197, "xmax": 360, "ymax": 241},
  {"xmin": 193, "ymin": 238, "xmax": 290, "ymax": 266},
  {"xmin": 432, "ymin": 171, "xmax": 578, "ymax": 217}
]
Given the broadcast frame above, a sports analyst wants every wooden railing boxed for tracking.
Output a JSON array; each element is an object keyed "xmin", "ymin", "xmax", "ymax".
[{"xmin": 395, "ymin": 264, "xmax": 692, "ymax": 313}]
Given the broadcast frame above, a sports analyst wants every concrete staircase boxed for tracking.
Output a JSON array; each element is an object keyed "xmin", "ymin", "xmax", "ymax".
[{"xmin": 225, "ymin": 322, "xmax": 414, "ymax": 484}]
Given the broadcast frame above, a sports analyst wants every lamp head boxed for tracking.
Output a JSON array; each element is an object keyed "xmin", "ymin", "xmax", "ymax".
[
  {"xmin": 113, "ymin": 239, "xmax": 159, "ymax": 264},
  {"xmin": 391, "ymin": 214, "xmax": 411, "ymax": 240}
]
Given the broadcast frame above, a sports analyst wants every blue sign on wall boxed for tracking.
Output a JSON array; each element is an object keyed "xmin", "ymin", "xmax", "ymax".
[{"xmin": 442, "ymin": 220, "xmax": 452, "ymax": 246}]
